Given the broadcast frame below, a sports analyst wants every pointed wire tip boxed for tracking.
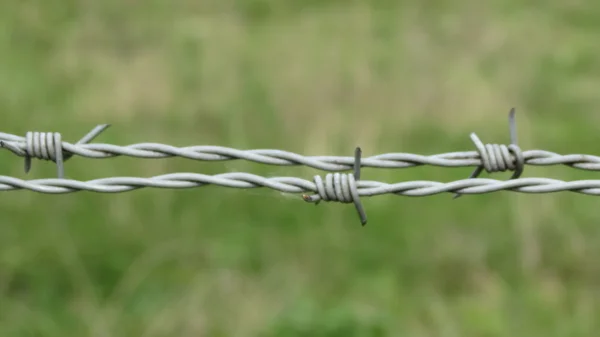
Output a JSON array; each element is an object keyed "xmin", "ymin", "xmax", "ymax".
[
  {"xmin": 354, "ymin": 146, "xmax": 362, "ymax": 163},
  {"xmin": 71, "ymin": 124, "xmax": 111, "ymax": 148},
  {"xmin": 352, "ymin": 146, "xmax": 367, "ymax": 225},
  {"xmin": 508, "ymin": 107, "xmax": 518, "ymax": 145},
  {"xmin": 360, "ymin": 211, "xmax": 368, "ymax": 226},
  {"xmin": 90, "ymin": 124, "xmax": 111, "ymax": 134}
]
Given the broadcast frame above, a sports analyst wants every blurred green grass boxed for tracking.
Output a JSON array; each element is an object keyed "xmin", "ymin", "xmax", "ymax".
[{"xmin": 1, "ymin": 0, "xmax": 600, "ymax": 336}]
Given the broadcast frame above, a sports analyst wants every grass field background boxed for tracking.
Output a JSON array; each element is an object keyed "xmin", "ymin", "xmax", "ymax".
[{"xmin": 1, "ymin": 1, "xmax": 600, "ymax": 336}]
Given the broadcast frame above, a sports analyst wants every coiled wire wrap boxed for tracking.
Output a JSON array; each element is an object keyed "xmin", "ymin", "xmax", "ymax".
[
  {"xmin": 470, "ymin": 133, "xmax": 524, "ymax": 177},
  {"xmin": 303, "ymin": 147, "xmax": 367, "ymax": 226},
  {"xmin": 0, "ymin": 124, "xmax": 110, "ymax": 179},
  {"xmin": 454, "ymin": 108, "xmax": 524, "ymax": 198},
  {"xmin": 307, "ymin": 173, "xmax": 360, "ymax": 203},
  {"xmin": 25, "ymin": 132, "xmax": 65, "ymax": 178}
]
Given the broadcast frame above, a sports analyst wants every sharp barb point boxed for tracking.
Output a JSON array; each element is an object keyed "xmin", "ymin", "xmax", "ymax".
[{"xmin": 509, "ymin": 107, "xmax": 518, "ymax": 145}]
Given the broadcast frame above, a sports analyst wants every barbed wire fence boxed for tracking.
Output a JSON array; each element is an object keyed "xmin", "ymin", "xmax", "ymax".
[{"xmin": 1, "ymin": 108, "xmax": 599, "ymax": 225}]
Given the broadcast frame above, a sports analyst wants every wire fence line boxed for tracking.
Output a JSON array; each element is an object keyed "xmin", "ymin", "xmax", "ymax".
[
  {"xmin": 1, "ymin": 131, "xmax": 600, "ymax": 171},
  {"xmin": 0, "ymin": 108, "xmax": 598, "ymax": 225},
  {"xmin": 2, "ymin": 174, "xmax": 600, "ymax": 195}
]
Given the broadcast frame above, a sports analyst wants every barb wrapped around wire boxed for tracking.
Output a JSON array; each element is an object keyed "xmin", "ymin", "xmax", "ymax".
[
  {"xmin": 454, "ymin": 108, "xmax": 525, "ymax": 198},
  {"xmin": 0, "ymin": 125, "xmax": 110, "ymax": 179},
  {"xmin": 302, "ymin": 147, "xmax": 368, "ymax": 226}
]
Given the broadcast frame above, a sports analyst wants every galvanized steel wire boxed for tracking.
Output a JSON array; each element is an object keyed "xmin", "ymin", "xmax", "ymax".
[
  {"xmin": 1, "ymin": 133, "xmax": 600, "ymax": 171},
  {"xmin": 0, "ymin": 108, "xmax": 598, "ymax": 225},
  {"xmin": 2, "ymin": 174, "xmax": 600, "ymax": 196}
]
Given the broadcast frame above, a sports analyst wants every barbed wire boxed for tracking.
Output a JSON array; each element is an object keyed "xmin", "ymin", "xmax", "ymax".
[
  {"xmin": 1, "ymin": 125, "xmax": 600, "ymax": 173},
  {"xmin": 1, "ymin": 173, "xmax": 599, "ymax": 196},
  {"xmin": 1, "ymin": 108, "xmax": 599, "ymax": 226},
  {"xmin": 3, "ymin": 137, "xmax": 600, "ymax": 170}
]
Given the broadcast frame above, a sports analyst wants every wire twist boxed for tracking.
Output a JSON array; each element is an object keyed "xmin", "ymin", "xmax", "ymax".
[
  {"xmin": 0, "ymin": 125, "xmax": 110, "ymax": 179},
  {"xmin": 454, "ymin": 108, "xmax": 524, "ymax": 199},
  {"xmin": 1, "ymin": 134, "xmax": 600, "ymax": 171},
  {"xmin": 1, "ymin": 174, "xmax": 600, "ymax": 196},
  {"xmin": 303, "ymin": 147, "xmax": 367, "ymax": 226}
]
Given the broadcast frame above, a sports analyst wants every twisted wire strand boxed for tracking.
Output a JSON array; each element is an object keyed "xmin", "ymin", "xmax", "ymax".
[
  {"xmin": 1, "ymin": 135, "xmax": 600, "ymax": 171},
  {"xmin": 1, "ymin": 109, "xmax": 598, "ymax": 174},
  {"xmin": 0, "ymin": 173, "xmax": 600, "ymax": 195}
]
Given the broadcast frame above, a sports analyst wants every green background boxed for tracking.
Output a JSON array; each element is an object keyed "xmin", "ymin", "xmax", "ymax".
[{"xmin": 1, "ymin": 1, "xmax": 600, "ymax": 336}]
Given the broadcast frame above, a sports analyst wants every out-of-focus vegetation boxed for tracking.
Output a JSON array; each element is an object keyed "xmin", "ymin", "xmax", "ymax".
[{"xmin": 1, "ymin": 1, "xmax": 600, "ymax": 336}]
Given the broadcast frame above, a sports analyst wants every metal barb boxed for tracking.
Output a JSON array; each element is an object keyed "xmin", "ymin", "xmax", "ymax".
[
  {"xmin": 23, "ymin": 124, "xmax": 110, "ymax": 179},
  {"xmin": 508, "ymin": 107, "xmax": 517, "ymax": 145},
  {"xmin": 69, "ymin": 124, "xmax": 111, "ymax": 158},
  {"xmin": 353, "ymin": 147, "xmax": 367, "ymax": 226},
  {"xmin": 302, "ymin": 146, "xmax": 368, "ymax": 226},
  {"xmin": 454, "ymin": 108, "xmax": 524, "ymax": 199}
]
